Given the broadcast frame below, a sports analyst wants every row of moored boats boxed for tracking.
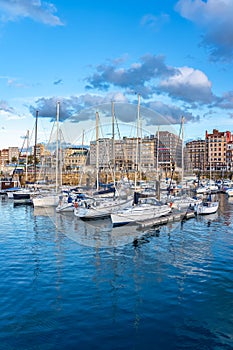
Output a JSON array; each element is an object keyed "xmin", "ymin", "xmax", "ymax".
[{"xmin": 0, "ymin": 177, "xmax": 226, "ymax": 227}]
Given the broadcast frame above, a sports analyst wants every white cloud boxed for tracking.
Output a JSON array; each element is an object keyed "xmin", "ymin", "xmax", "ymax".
[
  {"xmin": 141, "ymin": 13, "xmax": 169, "ymax": 30},
  {"xmin": 0, "ymin": 100, "xmax": 26, "ymax": 121},
  {"xmin": 176, "ymin": 0, "xmax": 233, "ymax": 24},
  {"xmin": 159, "ymin": 66, "xmax": 214, "ymax": 103},
  {"xmin": 0, "ymin": 0, "xmax": 63, "ymax": 26},
  {"xmin": 0, "ymin": 109, "xmax": 25, "ymax": 121},
  {"xmin": 175, "ymin": 0, "xmax": 233, "ymax": 61}
]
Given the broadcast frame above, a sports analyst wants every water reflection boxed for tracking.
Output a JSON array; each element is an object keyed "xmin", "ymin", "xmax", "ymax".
[
  {"xmin": 33, "ymin": 207, "xmax": 56, "ymax": 217},
  {"xmin": 56, "ymin": 214, "xmax": 149, "ymax": 248},
  {"xmin": 31, "ymin": 193, "xmax": 233, "ymax": 250},
  {"xmin": 1, "ymin": 193, "xmax": 233, "ymax": 349}
]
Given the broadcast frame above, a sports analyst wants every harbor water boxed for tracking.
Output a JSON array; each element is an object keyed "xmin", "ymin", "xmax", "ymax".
[{"xmin": 0, "ymin": 193, "xmax": 233, "ymax": 349}]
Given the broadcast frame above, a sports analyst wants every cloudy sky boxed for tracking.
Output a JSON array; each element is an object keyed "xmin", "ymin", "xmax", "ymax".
[{"xmin": 0, "ymin": 0, "xmax": 233, "ymax": 148}]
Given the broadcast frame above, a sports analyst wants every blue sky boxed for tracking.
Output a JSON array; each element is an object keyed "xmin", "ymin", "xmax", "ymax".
[{"xmin": 0, "ymin": 0, "xmax": 233, "ymax": 148}]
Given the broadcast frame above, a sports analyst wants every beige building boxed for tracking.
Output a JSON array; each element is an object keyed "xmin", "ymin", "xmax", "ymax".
[
  {"xmin": 0, "ymin": 147, "xmax": 20, "ymax": 166},
  {"xmin": 33, "ymin": 143, "xmax": 46, "ymax": 158},
  {"xmin": 226, "ymin": 141, "xmax": 233, "ymax": 172},
  {"xmin": 64, "ymin": 147, "xmax": 89, "ymax": 171},
  {"xmin": 8, "ymin": 147, "xmax": 19, "ymax": 163},
  {"xmin": 90, "ymin": 132, "xmax": 182, "ymax": 174},
  {"xmin": 186, "ymin": 129, "xmax": 233, "ymax": 175},
  {"xmin": 206, "ymin": 129, "xmax": 232, "ymax": 173},
  {"xmin": 90, "ymin": 136, "xmax": 156, "ymax": 171},
  {"xmin": 0, "ymin": 148, "xmax": 9, "ymax": 166},
  {"xmin": 90, "ymin": 138, "xmax": 113, "ymax": 168},
  {"xmin": 156, "ymin": 131, "xmax": 182, "ymax": 172},
  {"xmin": 185, "ymin": 139, "xmax": 206, "ymax": 172}
]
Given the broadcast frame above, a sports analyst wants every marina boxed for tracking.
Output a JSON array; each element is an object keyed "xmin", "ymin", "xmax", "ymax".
[
  {"xmin": 0, "ymin": 192, "xmax": 233, "ymax": 349},
  {"xmin": 1, "ymin": 1, "xmax": 233, "ymax": 349}
]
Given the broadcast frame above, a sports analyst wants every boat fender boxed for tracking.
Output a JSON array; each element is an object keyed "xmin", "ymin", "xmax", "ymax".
[{"xmin": 169, "ymin": 202, "xmax": 173, "ymax": 208}]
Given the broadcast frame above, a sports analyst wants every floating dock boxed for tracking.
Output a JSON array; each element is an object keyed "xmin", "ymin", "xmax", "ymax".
[{"xmin": 137, "ymin": 209, "xmax": 195, "ymax": 230}]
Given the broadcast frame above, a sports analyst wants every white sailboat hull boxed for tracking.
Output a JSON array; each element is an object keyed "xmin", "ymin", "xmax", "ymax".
[
  {"xmin": 56, "ymin": 202, "xmax": 74, "ymax": 212},
  {"xmin": 33, "ymin": 194, "xmax": 59, "ymax": 207},
  {"xmin": 170, "ymin": 196, "xmax": 202, "ymax": 210},
  {"xmin": 111, "ymin": 202, "xmax": 172, "ymax": 227},
  {"xmin": 74, "ymin": 198, "xmax": 133, "ymax": 219},
  {"xmin": 194, "ymin": 201, "xmax": 219, "ymax": 215}
]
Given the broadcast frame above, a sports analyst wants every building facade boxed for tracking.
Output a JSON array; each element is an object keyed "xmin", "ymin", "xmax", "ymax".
[
  {"xmin": 8, "ymin": 147, "xmax": 19, "ymax": 163},
  {"xmin": 206, "ymin": 129, "xmax": 232, "ymax": 173},
  {"xmin": 156, "ymin": 131, "xmax": 182, "ymax": 172},
  {"xmin": 64, "ymin": 147, "xmax": 89, "ymax": 171},
  {"xmin": 226, "ymin": 141, "xmax": 233, "ymax": 172},
  {"xmin": 89, "ymin": 132, "xmax": 182, "ymax": 174},
  {"xmin": 185, "ymin": 139, "xmax": 206, "ymax": 173}
]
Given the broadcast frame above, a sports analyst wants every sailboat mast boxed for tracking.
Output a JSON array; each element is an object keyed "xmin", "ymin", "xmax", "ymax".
[
  {"xmin": 25, "ymin": 130, "xmax": 29, "ymax": 183},
  {"xmin": 112, "ymin": 101, "xmax": 116, "ymax": 187},
  {"xmin": 135, "ymin": 93, "xmax": 141, "ymax": 189},
  {"xmin": 209, "ymin": 136, "xmax": 212, "ymax": 181},
  {"xmin": 181, "ymin": 116, "xmax": 184, "ymax": 182},
  {"xmin": 96, "ymin": 111, "xmax": 99, "ymax": 191},
  {"xmin": 55, "ymin": 101, "xmax": 60, "ymax": 193},
  {"xmin": 156, "ymin": 126, "xmax": 160, "ymax": 180},
  {"xmin": 82, "ymin": 129, "xmax": 84, "ymax": 146},
  {"xmin": 34, "ymin": 110, "xmax": 38, "ymax": 184},
  {"xmin": 59, "ymin": 128, "xmax": 63, "ymax": 188}
]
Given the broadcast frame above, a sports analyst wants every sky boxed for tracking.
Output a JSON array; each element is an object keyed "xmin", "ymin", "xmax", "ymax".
[{"xmin": 0, "ymin": 0, "xmax": 233, "ymax": 149}]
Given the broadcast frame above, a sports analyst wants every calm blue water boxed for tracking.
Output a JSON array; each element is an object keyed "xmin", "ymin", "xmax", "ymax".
[{"xmin": 0, "ymin": 194, "xmax": 233, "ymax": 350}]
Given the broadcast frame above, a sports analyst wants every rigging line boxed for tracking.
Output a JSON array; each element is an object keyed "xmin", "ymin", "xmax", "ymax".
[
  {"xmin": 38, "ymin": 117, "xmax": 54, "ymax": 145},
  {"xmin": 170, "ymin": 116, "xmax": 184, "ymax": 166},
  {"xmin": 99, "ymin": 119, "xmax": 110, "ymax": 165},
  {"xmin": 37, "ymin": 119, "xmax": 58, "ymax": 183},
  {"xmin": 114, "ymin": 113, "xmax": 130, "ymax": 172},
  {"xmin": 96, "ymin": 115, "xmax": 115, "ymax": 177},
  {"xmin": 12, "ymin": 131, "xmax": 28, "ymax": 176}
]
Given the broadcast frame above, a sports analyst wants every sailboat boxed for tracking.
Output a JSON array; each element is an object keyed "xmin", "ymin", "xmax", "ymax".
[
  {"xmin": 32, "ymin": 102, "xmax": 61, "ymax": 208},
  {"xmin": 194, "ymin": 193, "xmax": 219, "ymax": 215},
  {"xmin": 111, "ymin": 193, "xmax": 172, "ymax": 227},
  {"xmin": 74, "ymin": 106, "xmax": 132, "ymax": 220}
]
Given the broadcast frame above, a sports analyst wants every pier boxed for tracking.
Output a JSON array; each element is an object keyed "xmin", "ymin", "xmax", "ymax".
[{"xmin": 137, "ymin": 209, "xmax": 195, "ymax": 230}]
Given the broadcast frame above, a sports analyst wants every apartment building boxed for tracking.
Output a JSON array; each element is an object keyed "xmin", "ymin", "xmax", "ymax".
[
  {"xmin": 206, "ymin": 129, "xmax": 232, "ymax": 173},
  {"xmin": 89, "ymin": 132, "xmax": 182, "ymax": 173},
  {"xmin": 226, "ymin": 141, "xmax": 233, "ymax": 171},
  {"xmin": 8, "ymin": 147, "xmax": 19, "ymax": 162},
  {"xmin": 0, "ymin": 148, "xmax": 9, "ymax": 166},
  {"xmin": 156, "ymin": 130, "xmax": 182, "ymax": 171},
  {"xmin": 185, "ymin": 139, "xmax": 206, "ymax": 172},
  {"xmin": 90, "ymin": 138, "xmax": 113, "ymax": 168},
  {"xmin": 32, "ymin": 143, "xmax": 46, "ymax": 158},
  {"xmin": 64, "ymin": 147, "xmax": 89, "ymax": 171}
]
